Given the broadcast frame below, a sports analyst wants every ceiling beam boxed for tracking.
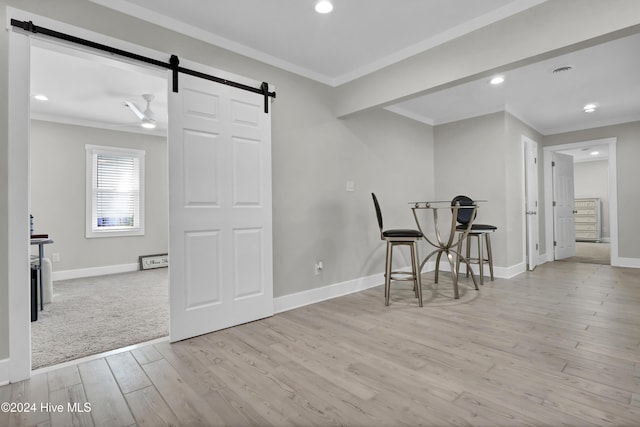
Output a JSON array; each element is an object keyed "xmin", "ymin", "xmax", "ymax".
[{"xmin": 332, "ymin": 0, "xmax": 640, "ymax": 118}]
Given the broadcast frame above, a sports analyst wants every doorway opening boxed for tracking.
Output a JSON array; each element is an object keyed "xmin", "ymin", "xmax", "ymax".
[
  {"xmin": 9, "ymin": 14, "xmax": 274, "ymax": 382},
  {"xmin": 29, "ymin": 39, "xmax": 170, "ymax": 370},
  {"xmin": 542, "ymin": 137, "xmax": 618, "ymax": 266}
]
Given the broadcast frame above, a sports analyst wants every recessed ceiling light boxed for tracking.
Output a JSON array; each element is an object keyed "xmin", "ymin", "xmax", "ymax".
[
  {"xmin": 33, "ymin": 94, "xmax": 48, "ymax": 101},
  {"xmin": 590, "ymin": 151, "xmax": 600, "ymax": 156},
  {"xmin": 315, "ymin": 0, "xmax": 333, "ymax": 14},
  {"xmin": 583, "ymin": 103, "xmax": 597, "ymax": 113},
  {"xmin": 489, "ymin": 75, "xmax": 505, "ymax": 85}
]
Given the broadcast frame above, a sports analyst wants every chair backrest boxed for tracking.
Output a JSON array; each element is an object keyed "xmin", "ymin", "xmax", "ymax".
[
  {"xmin": 371, "ymin": 193, "xmax": 383, "ymax": 231},
  {"xmin": 451, "ymin": 195, "xmax": 475, "ymax": 225}
]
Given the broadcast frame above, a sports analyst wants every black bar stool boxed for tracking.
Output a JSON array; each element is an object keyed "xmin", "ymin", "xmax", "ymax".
[
  {"xmin": 372, "ymin": 193, "xmax": 423, "ymax": 306},
  {"xmin": 451, "ymin": 195, "xmax": 497, "ymax": 285}
]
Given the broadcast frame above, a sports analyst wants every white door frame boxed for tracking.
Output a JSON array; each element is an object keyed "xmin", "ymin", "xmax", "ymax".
[
  {"xmin": 543, "ymin": 138, "xmax": 618, "ymax": 265},
  {"xmin": 522, "ymin": 136, "xmax": 539, "ymax": 270},
  {"xmin": 6, "ymin": 26, "xmax": 32, "ymax": 383}
]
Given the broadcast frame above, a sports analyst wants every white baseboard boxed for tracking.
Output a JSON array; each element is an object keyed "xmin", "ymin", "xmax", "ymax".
[
  {"xmin": 539, "ymin": 251, "xmax": 638, "ymax": 269},
  {"xmin": 274, "ymin": 273, "xmax": 384, "ymax": 314},
  {"xmin": 0, "ymin": 358, "xmax": 9, "ymax": 386},
  {"xmin": 273, "ymin": 260, "xmax": 526, "ymax": 314},
  {"xmin": 613, "ymin": 257, "xmax": 640, "ymax": 268},
  {"xmin": 52, "ymin": 263, "xmax": 139, "ymax": 281},
  {"xmin": 537, "ymin": 252, "xmax": 553, "ymax": 265},
  {"xmin": 498, "ymin": 262, "xmax": 527, "ymax": 278},
  {"xmin": 423, "ymin": 260, "xmax": 525, "ymax": 279}
]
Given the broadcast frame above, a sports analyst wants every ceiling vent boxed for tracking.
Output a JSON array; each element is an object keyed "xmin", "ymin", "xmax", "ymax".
[{"xmin": 552, "ymin": 65, "xmax": 574, "ymax": 74}]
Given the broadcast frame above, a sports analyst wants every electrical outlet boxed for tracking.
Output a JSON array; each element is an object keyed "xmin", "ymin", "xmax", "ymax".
[
  {"xmin": 52, "ymin": 252, "xmax": 60, "ymax": 262},
  {"xmin": 314, "ymin": 260, "xmax": 323, "ymax": 275}
]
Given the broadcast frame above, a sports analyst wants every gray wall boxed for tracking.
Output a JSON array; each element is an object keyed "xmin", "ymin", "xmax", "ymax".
[
  {"xmin": 272, "ymin": 104, "xmax": 434, "ymax": 296},
  {"xmin": 574, "ymin": 160, "xmax": 609, "ymax": 239},
  {"xmin": 543, "ymin": 120, "xmax": 640, "ymax": 259},
  {"xmin": 433, "ymin": 111, "xmax": 542, "ymax": 269},
  {"xmin": 434, "ymin": 113, "xmax": 507, "ymax": 266},
  {"xmin": 29, "ymin": 120, "xmax": 168, "ymax": 272}
]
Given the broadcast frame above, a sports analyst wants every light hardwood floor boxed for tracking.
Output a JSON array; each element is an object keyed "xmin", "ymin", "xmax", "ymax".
[{"xmin": 2, "ymin": 261, "xmax": 639, "ymax": 426}]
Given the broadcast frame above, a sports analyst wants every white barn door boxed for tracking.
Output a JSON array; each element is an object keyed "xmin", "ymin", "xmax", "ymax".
[{"xmin": 168, "ymin": 67, "xmax": 273, "ymax": 342}]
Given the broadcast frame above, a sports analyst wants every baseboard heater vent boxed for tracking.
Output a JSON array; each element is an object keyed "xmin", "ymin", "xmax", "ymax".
[{"xmin": 139, "ymin": 253, "xmax": 169, "ymax": 270}]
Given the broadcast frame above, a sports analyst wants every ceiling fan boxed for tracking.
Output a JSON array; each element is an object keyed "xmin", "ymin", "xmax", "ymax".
[{"xmin": 124, "ymin": 94, "xmax": 157, "ymax": 129}]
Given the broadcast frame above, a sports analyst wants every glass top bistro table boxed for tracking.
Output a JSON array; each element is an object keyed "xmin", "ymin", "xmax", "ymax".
[{"xmin": 410, "ymin": 200, "xmax": 480, "ymax": 299}]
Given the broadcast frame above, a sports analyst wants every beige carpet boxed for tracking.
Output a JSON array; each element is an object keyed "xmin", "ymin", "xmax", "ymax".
[
  {"xmin": 558, "ymin": 241, "xmax": 610, "ymax": 265},
  {"xmin": 31, "ymin": 268, "xmax": 168, "ymax": 369}
]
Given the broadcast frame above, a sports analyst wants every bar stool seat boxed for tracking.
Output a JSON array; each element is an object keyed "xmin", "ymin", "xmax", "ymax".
[
  {"xmin": 383, "ymin": 229, "xmax": 423, "ymax": 238},
  {"xmin": 372, "ymin": 193, "xmax": 423, "ymax": 307}
]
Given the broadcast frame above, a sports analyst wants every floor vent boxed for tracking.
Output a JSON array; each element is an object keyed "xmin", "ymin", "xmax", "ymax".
[{"xmin": 139, "ymin": 253, "xmax": 169, "ymax": 270}]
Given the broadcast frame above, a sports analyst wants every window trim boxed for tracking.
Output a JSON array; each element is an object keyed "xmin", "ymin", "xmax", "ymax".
[{"xmin": 85, "ymin": 144, "xmax": 146, "ymax": 238}]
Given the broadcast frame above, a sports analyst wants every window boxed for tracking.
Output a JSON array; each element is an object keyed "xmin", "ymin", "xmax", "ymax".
[{"xmin": 86, "ymin": 145, "xmax": 145, "ymax": 238}]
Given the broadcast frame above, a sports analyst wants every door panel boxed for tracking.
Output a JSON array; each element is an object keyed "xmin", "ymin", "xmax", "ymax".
[
  {"xmin": 169, "ymin": 67, "xmax": 273, "ymax": 342},
  {"xmin": 183, "ymin": 130, "xmax": 220, "ymax": 205},
  {"xmin": 184, "ymin": 231, "xmax": 221, "ymax": 309},
  {"xmin": 553, "ymin": 152, "xmax": 576, "ymax": 260}
]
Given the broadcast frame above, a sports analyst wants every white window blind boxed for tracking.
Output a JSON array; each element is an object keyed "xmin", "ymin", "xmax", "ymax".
[{"xmin": 86, "ymin": 145, "xmax": 145, "ymax": 238}]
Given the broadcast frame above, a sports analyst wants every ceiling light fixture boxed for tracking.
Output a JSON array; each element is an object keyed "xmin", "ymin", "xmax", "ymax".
[
  {"xmin": 141, "ymin": 117, "xmax": 157, "ymax": 129},
  {"xmin": 590, "ymin": 151, "xmax": 600, "ymax": 156},
  {"xmin": 489, "ymin": 75, "xmax": 505, "ymax": 85},
  {"xmin": 315, "ymin": 0, "xmax": 333, "ymax": 14},
  {"xmin": 583, "ymin": 103, "xmax": 597, "ymax": 113},
  {"xmin": 33, "ymin": 94, "xmax": 48, "ymax": 101}
]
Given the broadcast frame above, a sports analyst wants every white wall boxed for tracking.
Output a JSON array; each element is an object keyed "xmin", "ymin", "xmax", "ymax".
[
  {"xmin": 574, "ymin": 160, "xmax": 609, "ymax": 239},
  {"xmin": 29, "ymin": 120, "xmax": 168, "ymax": 274}
]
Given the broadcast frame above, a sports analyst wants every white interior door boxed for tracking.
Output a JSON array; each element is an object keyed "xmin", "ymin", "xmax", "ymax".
[
  {"xmin": 553, "ymin": 152, "xmax": 576, "ymax": 260},
  {"xmin": 524, "ymin": 138, "xmax": 539, "ymax": 270},
  {"xmin": 168, "ymin": 67, "xmax": 273, "ymax": 342}
]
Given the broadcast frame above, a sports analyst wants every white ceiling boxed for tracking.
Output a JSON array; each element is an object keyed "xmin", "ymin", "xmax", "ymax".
[
  {"xmin": 90, "ymin": 0, "xmax": 544, "ymax": 86},
  {"xmin": 30, "ymin": 41, "xmax": 168, "ymax": 136},
  {"xmin": 557, "ymin": 145, "xmax": 609, "ymax": 163},
  {"xmin": 389, "ymin": 32, "xmax": 640, "ymax": 134},
  {"xmin": 29, "ymin": 0, "xmax": 640, "ymax": 136}
]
